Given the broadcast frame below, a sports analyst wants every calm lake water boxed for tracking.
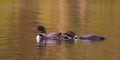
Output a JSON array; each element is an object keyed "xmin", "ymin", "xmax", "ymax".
[{"xmin": 0, "ymin": 0, "xmax": 120, "ymax": 60}]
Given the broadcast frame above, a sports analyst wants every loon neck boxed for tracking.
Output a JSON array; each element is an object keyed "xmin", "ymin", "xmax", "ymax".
[
  {"xmin": 41, "ymin": 33, "xmax": 46, "ymax": 35},
  {"xmin": 39, "ymin": 33, "xmax": 46, "ymax": 36}
]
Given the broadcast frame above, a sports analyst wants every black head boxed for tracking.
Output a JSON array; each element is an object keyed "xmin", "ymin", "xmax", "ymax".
[
  {"xmin": 37, "ymin": 26, "xmax": 46, "ymax": 33},
  {"xmin": 64, "ymin": 31, "xmax": 76, "ymax": 38}
]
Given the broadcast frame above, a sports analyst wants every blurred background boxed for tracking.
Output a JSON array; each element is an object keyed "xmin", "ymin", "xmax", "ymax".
[{"xmin": 0, "ymin": 0, "xmax": 120, "ymax": 60}]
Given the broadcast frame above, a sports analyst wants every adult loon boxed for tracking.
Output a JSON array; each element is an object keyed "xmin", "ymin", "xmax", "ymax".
[{"xmin": 36, "ymin": 26, "xmax": 63, "ymax": 46}]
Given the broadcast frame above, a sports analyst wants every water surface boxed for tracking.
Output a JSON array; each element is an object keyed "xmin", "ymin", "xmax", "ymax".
[{"xmin": 0, "ymin": 0, "xmax": 120, "ymax": 60}]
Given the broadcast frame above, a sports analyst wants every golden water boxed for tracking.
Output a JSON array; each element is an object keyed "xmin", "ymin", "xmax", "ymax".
[{"xmin": 0, "ymin": 0, "xmax": 120, "ymax": 60}]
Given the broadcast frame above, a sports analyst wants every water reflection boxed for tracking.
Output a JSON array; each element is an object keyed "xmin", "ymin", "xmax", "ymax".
[
  {"xmin": 14, "ymin": 0, "xmax": 41, "ymax": 60},
  {"xmin": 38, "ymin": 0, "xmax": 87, "ymax": 33},
  {"xmin": 36, "ymin": 40, "xmax": 76, "ymax": 60},
  {"xmin": 0, "ymin": 0, "xmax": 120, "ymax": 60}
]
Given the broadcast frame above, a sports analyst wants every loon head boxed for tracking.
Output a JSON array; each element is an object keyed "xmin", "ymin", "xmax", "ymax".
[
  {"xmin": 37, "ymin": 26, "xmax": 46, "ymax": 33},
  {"xmin": 64, "ymin": 31, "xmax": 77, "ymax": 39}
]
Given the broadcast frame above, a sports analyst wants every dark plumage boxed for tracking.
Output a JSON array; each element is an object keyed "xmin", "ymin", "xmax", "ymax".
[
  {"xmin": 64, "ymin": 31, "xmax": 76, "ymax": 39},
  {"xmin": 36, "ymin": 26, "xmax": 63, "ymax": 46},
  {"xmin": 37, "ymin": 26, "xmax": 46, "ymax": 33},
  {"xmin": 64, "ymin": 31, "xmax": 106, "ymax": 41}
]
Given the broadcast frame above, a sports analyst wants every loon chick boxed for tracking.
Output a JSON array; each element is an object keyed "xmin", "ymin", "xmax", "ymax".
[{"xmin": 64, "ymin": 31, "xmax": 106, "ymax": 41}]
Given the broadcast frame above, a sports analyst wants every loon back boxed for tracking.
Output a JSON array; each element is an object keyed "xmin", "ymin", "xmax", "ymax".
[{"xmin": 79, "ymin": 35, "xmax": 106, "ymax": 41}]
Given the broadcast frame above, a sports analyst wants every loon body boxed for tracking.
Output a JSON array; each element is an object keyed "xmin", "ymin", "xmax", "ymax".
[
  {"xmin": 64, "ymin": 31, "xmax": 106, "ymax": 41},
  {"xmin": 36, "ymin": 26, "xmax": 63, "ymax": 46}
]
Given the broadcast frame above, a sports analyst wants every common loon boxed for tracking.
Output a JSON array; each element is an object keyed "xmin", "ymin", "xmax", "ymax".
[
  {"xmin": 64, "ymin": 31, "xmax": 106, "ymax": 41},
  {"xmin": 36, "ymin": 26, "xmax": 63, "ymax": 46}
]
